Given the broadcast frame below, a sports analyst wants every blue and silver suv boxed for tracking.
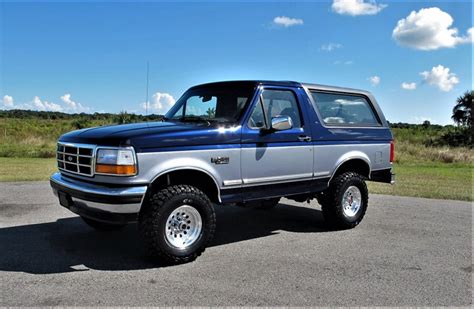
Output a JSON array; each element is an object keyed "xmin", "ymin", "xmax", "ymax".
[{"xmin": 50, "ymin": 80, "xmax": 395, "ymax": 264}]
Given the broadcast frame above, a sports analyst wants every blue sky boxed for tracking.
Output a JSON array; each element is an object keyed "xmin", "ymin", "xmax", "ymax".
[{"xmin": 1, "ymin": 0, "xmax": 472, "ymax": 124}]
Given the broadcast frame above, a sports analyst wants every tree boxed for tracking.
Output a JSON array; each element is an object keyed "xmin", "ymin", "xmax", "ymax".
[
  {"xmin": 422, "ymin": 120, "xmax": 431, "ymax": 128},
  {"xmin": 452, "ymin": 90, "xmax": 472, "ymax": 128},
  {"xmin": 206, "ymin": 107, "xmax": 216, "ymax": 118},
  {"xmin": 115, "ymin": 111, "xmax": 132, "ymax": 124}
]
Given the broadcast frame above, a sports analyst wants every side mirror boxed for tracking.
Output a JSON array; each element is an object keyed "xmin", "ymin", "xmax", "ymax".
[{"xmin": 271, "ymin": 116, "xmax": 293, "ymax": 131}]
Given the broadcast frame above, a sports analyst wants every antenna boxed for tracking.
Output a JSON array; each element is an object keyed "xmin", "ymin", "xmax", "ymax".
[{"xmin": 145, "ymin": 61, "xmax": 149, "ymax": 118}]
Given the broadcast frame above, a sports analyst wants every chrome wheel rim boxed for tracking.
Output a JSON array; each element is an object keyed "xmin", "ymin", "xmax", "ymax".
[
  {"xmin": 342, "ymin": 186, "xmax": 362, "ymax": 217},
  {"xmin": 165, "ymin": 205, "xmax": 202, "ymax": 249}
]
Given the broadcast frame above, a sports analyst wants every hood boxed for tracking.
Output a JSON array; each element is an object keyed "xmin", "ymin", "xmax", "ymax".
[{"xmin": 59, "ymin": 121, "xmax": 241, "ymax": 151}]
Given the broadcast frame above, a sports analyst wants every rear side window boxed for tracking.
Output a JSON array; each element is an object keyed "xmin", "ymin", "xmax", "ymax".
[{"xmin": 310, "ymin": 92, "xmax": 380, "ymax": 126}]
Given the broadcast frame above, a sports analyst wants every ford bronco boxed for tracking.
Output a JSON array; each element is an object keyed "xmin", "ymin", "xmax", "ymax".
[{"xmin": 50, "ymin": 80, "xmax": 395, "ymax": 264}]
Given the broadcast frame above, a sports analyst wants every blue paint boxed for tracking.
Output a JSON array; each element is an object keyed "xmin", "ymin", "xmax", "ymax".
[
  {"xmin": 59, "ymin": 81, "xmax": 393, "ymax": 152},
  {"xmin": 140, "ymin": 143, "xmax": 242, "ymax": 153}
]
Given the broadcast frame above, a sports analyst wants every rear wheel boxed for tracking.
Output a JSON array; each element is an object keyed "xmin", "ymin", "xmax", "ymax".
[
  {"xmin": 81, "ymin": 216, "xmax": 126, "ymax": 231},
  {"xmin": 320, "ymin": 172, "xmax": 368, "ymax": 229},
  {"xmin": 139, "ymin": 185, "xmax": 216, "ymax": 264}
]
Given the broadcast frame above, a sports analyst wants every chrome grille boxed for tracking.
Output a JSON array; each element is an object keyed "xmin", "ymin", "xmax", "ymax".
[{"xmin": 57, "ymin": 143, "xmax": 95, "ymax": 177}]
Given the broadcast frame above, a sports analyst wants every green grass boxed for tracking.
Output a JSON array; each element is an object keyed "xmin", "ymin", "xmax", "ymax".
[
  {"xmin": 0, "ymin": 157, "xmax": 58, "ymax": 182},
  {"xmin": 0, "ymin": 158, "xmax": 471, "ymax": 201},
  {"xmin": 0, "ymin": 118, "xmax": 112, "ymax": 157},
  {"xmin": 368, "ymin": 163, "xmax": 472, "ymax": 201},
  {"xmin": 0, "ymin": 112, "xmax": 162, "ymax": 158}
]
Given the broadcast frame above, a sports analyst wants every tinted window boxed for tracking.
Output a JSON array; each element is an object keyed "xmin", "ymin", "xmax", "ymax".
[{"xmin": 310, "ymin": 92, "xmax": 380, "ymax": 126}]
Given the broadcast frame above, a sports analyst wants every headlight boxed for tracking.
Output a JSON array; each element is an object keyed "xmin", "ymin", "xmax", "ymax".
[{"xmin": 95, "ymin": 148, "xmax": 137, "ymax": 176}]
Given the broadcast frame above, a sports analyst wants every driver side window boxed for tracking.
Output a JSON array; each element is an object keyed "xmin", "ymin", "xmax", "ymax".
[{"xmin": 247, "ymin": 89, "xmax": 302, "ymax": 129}]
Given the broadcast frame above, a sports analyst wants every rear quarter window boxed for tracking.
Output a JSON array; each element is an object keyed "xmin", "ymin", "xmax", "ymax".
[{"xmin": 310, "ymin": 92, "xmax": 380, "ymax": 126}]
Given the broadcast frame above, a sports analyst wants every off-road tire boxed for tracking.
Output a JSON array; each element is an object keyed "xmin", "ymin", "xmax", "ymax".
[
  {"xmin": 81, "ymin": 216, "xmax": 126, "ymax": 231},
  {"xmin": 138, "ymin": 185, "xmax": 216, "ymax": 265},
  {"xmin": 320, "ymin": 172, "xmax": 368, "ymax": 230},
  {"xmin": 237, "ymin": 198, "xmax": 281, "ymax": 210}
]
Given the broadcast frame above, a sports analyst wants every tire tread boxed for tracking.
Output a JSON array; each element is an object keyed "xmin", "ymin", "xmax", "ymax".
[
  {"xmin": 139, "ymin": 185, "xmax": 216, "ymax": 264},
  {"xmin": 320, "ymin": 172, "xmax": 368, "ymax": 229}
]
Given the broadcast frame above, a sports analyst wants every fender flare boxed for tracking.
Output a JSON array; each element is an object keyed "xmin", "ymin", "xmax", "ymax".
[
  {"xmin": 150, "ymin": 166, "xmax": 222, "ymax": 203},
  {"xmin": 328, "ymin": 151, "xmax": 371, "ymax": 185}
]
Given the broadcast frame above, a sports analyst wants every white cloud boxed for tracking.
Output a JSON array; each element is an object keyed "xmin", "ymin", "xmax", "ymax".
[
  {"xmin": 368, "ymin": 75, "xmax": 380, "ymax": 86},
  {"xmin": 273, "ymin": 16, "xmax": 304, "ymax": 27},
  {"xmin": 393, "ymin": 7, "xmax": 474, "ymax": 50},
  {"xmin": 1, "ymin": 94, "xmax": 93, "ymax": 112},
  {"xmin": 142, "ymin": 92, "xmax": 176, "ymax": 114},
  {"xmin": 2, "ymin": 95, "xmax": 14, "ymax": 107},
  {"xmin": 32, "ymin": 96, "xmax": 63, "ymax": 112},
  {"xmin": 467, "ymin": 27, "xmax": 474, "ymax": 43},
  {"xmin": 401, "ymin": 82, "xmax": 417, "ymax": 90},
  {"xmin": 60, "ymin": 93, "xmax": 90, "ymax": 113},
  {"xmin": 332, "ymin": 0, "xmax": 387, "ymax": 16},
  {"xmin": 0, "ymin": 95, "xmax": 30, "ymax": 110},
  {"xmin": 420, "ymin": 65, "xmax": 459, "ymax": 92},
  {"xmin": 320, "ymin": 43, "xmax": 343, "ymax": 51}
]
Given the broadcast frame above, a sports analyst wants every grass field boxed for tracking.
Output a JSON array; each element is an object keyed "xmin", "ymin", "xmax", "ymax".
[
  {"xmin": 0, "ymin": 157, "xmax": 471, "ymax": 201},
  {"xmin": 0, "ymin": 118, "xmax": 110, "ymax": 157},
  {"xmin": 0, "ymin": 157, "xmax": 58, "ymax": 182},
  {"xmin": 368, "ymin": 163, "xmax": 472, "ymax": 201}
]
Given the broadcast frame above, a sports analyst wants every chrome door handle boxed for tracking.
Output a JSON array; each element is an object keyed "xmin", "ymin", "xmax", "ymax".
[{"xmin": 298, "ymin": 135, "xmax": 312, "ymax": 142}]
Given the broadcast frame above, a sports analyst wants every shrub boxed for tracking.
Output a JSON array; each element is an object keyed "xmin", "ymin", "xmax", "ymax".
[
  {"xmin": 431, "ymin": 127, "xmax": 472, "ymax": 148},
  {"xmin": 72, "ymin": 119, "xmax": 91, "ymax": 129}
]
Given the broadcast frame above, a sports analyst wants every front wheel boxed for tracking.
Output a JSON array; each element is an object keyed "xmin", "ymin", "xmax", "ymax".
[
  {"xmin": 320, "ymin": 172, "xmax": 368, "ymax": 230},
  {"xmin": 138, "ymin": 185, "xmax": 216, "ymax": 264}
]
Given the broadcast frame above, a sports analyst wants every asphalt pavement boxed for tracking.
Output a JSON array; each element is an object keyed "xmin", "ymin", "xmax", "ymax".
[{"xmin": 0, "ymin": 181, "xmax": 471, "ymax": 306}]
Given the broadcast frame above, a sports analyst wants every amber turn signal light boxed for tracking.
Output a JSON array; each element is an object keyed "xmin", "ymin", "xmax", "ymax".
[{"xmin": 95, "ymin": 164, "xmax": 137, "ymax": 175}]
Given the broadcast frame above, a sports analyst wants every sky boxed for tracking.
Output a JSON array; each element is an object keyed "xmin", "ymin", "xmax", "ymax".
[{"xmin": 0, "ymin": 0, "xmax": 472, "ymax": 124}]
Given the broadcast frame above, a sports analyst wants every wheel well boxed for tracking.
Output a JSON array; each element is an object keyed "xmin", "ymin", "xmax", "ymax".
[
  {"xmin": 148, "ymin": 169, "xmax": 220, "ymax": 203},
  {"xmin": 332, "ymin": 159, "xmax": 370, "ymax": 181}
]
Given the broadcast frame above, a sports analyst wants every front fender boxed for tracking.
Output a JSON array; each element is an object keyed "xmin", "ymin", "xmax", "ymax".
[{"xmin": 136, "ymin": 148, "xmax": 241, "ymax": 189}]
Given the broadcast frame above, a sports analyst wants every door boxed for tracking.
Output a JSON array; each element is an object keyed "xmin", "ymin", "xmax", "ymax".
[{"xmin": 240, "ymin": 87, "xmax": 314, "ymax": 200}]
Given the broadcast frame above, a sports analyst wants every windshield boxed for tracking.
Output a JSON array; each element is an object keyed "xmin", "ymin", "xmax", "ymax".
[{"xmin": 165, "ymin": 86, "xmax": 256, "ymax": 124}]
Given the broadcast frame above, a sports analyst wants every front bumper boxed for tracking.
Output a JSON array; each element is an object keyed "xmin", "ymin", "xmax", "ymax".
[{"xmin": 50, "ymin": 172, "xmax": 147, "ymax": 224}]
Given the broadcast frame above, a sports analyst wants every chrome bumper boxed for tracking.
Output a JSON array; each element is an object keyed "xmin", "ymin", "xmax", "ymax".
[{"xmin": 50, "ymin": 172, "xmax": 147, "ymax": 223}]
